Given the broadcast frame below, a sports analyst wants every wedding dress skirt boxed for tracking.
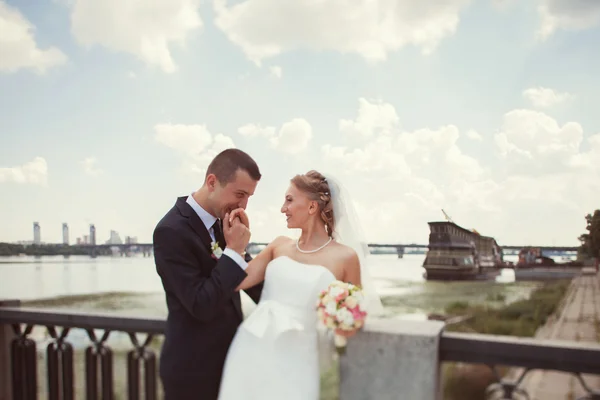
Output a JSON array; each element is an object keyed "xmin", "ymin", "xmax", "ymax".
[{"xmin": 218, "ymin": 256, "xmax": 336, "ymax": 399}]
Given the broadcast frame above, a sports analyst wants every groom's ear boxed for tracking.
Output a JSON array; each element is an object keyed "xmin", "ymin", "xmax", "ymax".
[{"xmin": 205, "ymin": 174, "xmax": 217, "ymax": 191}]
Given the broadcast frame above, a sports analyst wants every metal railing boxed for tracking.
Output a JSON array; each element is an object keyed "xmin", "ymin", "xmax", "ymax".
[
  {"xmin": 1, "ymin": 306, "xmax": 600, "ymax": 399},
  {"xmin": 0, "ymin": 306, "xmax": 164, "ymax": 400},
  {"xmin": 440, "ymin": 332, "xmax": 600, "ymax": 399}
]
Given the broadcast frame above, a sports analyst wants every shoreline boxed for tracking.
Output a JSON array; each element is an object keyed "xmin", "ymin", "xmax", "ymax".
[{"xmin": 441, "ymin": 279, "xmax": 573, "ymax": 400}]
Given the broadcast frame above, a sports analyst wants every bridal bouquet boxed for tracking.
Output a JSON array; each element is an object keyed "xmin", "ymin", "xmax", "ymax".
[{"xmin": 316, "ymin": 280, "xmax": 367, "ymax": 354}]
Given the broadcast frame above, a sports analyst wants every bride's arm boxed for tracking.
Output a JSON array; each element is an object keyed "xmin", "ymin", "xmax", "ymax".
[
  {"xmin": 236, "ymin": 236, "xmax": 288, "ymax": 291},
  {"xmin": 337, "ymin": 250, "xmax": 363, "ymax": 338},
  {"xmin": 342, "ymin": 250, "xmax": 362, "ymax": 288}
]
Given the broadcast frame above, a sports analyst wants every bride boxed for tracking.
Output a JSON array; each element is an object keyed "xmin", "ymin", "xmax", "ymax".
[{"xmin": 217, "ymin": 170, "xmax": 383, "ymax": 399}]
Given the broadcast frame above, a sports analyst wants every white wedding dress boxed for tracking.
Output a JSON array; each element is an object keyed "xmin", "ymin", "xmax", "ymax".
[{"xmin": 218, "ymin": 255, "xmax": 336, "ymax": 399}]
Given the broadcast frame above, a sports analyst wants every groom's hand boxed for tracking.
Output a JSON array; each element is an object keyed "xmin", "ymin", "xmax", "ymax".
[{"xmin": 223, "ymin": 212, "xmax": 251, "ymax": 256}]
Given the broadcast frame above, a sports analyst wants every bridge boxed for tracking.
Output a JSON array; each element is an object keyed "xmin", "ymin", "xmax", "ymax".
[{"xmin": 71, "ymin": 242, "xmax": 579, "ymax": 258}]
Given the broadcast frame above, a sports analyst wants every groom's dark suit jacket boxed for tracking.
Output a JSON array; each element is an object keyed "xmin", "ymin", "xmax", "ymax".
[{"xmin": 153, "ymin": 196, "xmax": 263, "ymax": 400}]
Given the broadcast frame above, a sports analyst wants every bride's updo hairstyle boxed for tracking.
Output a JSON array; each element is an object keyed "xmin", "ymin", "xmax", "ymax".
[{"xmin": 291, "ymin": 170, "xmax": 335, "ymax": 237}]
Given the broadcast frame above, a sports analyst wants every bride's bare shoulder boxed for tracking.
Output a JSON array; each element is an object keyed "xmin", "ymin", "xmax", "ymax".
[
  {"xmin": 331, "ymin": 241, "xmax": 359, "ymax": 261},
  {"xmin": 269, "ymin": 236, "xmax": 295, "ymax": 255},
  {"xmin": 330, "ymin": 242, "xmax": 361, "ymax": 281}
]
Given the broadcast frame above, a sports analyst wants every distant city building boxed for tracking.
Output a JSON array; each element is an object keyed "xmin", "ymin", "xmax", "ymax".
[
  {"xmin": 125, "ymin": 236, "xmax": 138, "ymax": 245},
  {"xmin": 106, "ymin": 230, "xmax": 123, "ymax": 245},
  {"xmin": 83, "ymin": 235, "xmax": 89, "ymax": 244},
  {"xmin": 76, "ymin": 238, "xmax": 82, "ymax": 245},
  {"xmin": 62, "ymin": 223, "xmax": 69, "ymax": 245},
  {"xmin": 89, "ymin": 224, "xmax": 96, "ymax": 245},
  {"xmin": 33, "ymin": 222, "xmax": 41, "ymax": 245}
]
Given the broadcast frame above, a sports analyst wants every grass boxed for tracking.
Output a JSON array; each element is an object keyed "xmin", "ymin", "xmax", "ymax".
[{"xmin": 445, "ymin": 279, "xmax": 571, "ymax": 337}]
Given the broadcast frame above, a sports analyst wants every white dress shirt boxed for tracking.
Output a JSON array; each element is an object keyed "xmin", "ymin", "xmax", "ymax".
[{"xmin": 186, "ymin": 195, "xmax": 248, "ymax": 271}]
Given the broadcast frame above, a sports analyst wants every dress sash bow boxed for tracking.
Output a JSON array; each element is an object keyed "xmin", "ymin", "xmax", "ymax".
[{"xmin": 243, "ymin": 300, "xmax": 306, "ymax": 338}]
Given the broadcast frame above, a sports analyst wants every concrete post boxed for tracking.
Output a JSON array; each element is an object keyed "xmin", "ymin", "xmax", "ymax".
[
  {"xmin": 0, "ymin": 300, "xmax": 20, "ymax": 400},
  {"xmin": 339, "ymin": 319, "xmax": 445, "ymax": 400}
]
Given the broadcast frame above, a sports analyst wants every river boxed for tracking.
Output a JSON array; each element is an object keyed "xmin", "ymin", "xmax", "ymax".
[{"xmin": 0, "ymin": 252, "xmax": 538, "ymax": 321}]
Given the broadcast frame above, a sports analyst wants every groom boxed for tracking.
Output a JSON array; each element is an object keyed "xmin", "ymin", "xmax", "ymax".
[{"xmin": 153, "ymin": 149, "xmax": 264, "ymax": 400}]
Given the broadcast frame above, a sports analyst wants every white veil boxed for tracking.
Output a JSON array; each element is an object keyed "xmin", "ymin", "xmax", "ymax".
[
  {"xmin": 316, "ymin": 173, "xmax": 385, "ymax": 373},
  {"xmin": 325, "ymin": 174, "xmax": 384, "ymax": 316}
]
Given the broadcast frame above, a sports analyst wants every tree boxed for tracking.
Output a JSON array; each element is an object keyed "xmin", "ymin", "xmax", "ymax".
[{"xmin": 578, "ymin": 210, "xmax": 600, "ymax": 260}]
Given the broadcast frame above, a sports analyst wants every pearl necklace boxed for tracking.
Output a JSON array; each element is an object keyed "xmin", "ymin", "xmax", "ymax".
[{"xmin": 296, "ymin": 237, "xmax": 332, "ymax": 254}]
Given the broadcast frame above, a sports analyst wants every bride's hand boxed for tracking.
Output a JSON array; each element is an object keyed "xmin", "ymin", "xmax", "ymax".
[{"xmin": 229, "ymin": 208, "xmax": 250, "ymax": 229}]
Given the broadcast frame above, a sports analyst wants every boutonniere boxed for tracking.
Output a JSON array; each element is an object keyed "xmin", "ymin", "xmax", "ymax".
[{"xmin": 210, "ymin": 241, "xmax": 223, "ymax": 260}]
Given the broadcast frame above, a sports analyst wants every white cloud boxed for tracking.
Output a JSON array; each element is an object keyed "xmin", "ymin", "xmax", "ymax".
[
  {"xmin": 81, "ymin": 157, "xmax": 102, "ymax": 176},
  {"xmin": 69, "ymin": 0, "xmax": 202, "ymax": 73},
  {"xmin": 0, "ymin": 1, "xmax": 67, "ymax": 74},
  {"xmin": 269, "ymin": 65, "xmax": 282, "ymax": 79},
  {"xmin": 339, "ymin": 98, "xmax": 400, "ymax": 138},
  {"xmin": 0, "ymin": 157, "xmax": 48, "ymax": 185},
  {"xmin": 522, "ymin": 86, "xmax": 573, "ymax": 108},
  {"xmin": 238, "ymin": 123, "xmax": 276, "ymax": 138},
  {"xmin": 465, "ymin": 129, "xmax": 483, "ymax": 140},
  {"xmin": 213, "ymin": 0, "xmax": 470, "ymax": 64},
  {"xmin": 537, "ymin": 0, "xmax": 600, "ymax": 39},
  {"xmin": 315, "ymin": 97, "xmax": 599, "ymax": 245},
  {"xmin": 494, "ymin": 109, "xmax": 584, "ymax": 175},
  {"xmin": 155, "ymin": 124, "xmax": 213, "ymax": 155},
  {"xmin": 270, "ymin": 118, "xmax": 312, "ymax": 154},
  {"xmin": 154, "ymin": 123, "xmax": 236, "ymax": 175},
  {"xmin": 238, "ymin": 118, "xmax": 313, "ymax": 154},
  {"xmin": 324, "ymin": 99, "xmax": 484, "ymax": 182}
]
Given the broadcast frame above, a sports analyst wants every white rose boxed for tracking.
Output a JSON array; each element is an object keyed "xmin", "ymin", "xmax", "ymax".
[
  {"xmin": 325, "ymin": 302, "xmax": 337, "ymax": 316},
  {"xmin": 336, "ymin": 308, "xmax": 354, "ymax": 327},
  {"xmin": 329, "ymin": 287, "xmax": 344, "ymax": 298}
]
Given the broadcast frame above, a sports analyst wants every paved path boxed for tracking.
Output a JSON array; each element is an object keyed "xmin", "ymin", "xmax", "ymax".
[{"xmin": 517, "ymin": 269, "xmax": 600, "ymax": 400}]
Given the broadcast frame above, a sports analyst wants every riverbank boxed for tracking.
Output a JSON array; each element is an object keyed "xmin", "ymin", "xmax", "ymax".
[{"xmin": 442, "ymin": 279, "xmax": 572, "ymax": 400}]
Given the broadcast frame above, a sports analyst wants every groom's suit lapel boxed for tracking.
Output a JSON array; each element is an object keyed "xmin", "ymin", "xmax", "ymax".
[
  {"xmin": 175, "ymin": 196, "xmax": 244, "ymax": 319},
  {"xmin": 176, "ymin": 197, "xmax": 214, "ymax": 256}
]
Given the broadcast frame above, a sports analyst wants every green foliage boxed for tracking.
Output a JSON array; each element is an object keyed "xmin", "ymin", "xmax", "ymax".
[
  {"xmin": 578, "ymin": 210, "xmax": 600, "ymax": 260},
  {"xmin": 445, "ymin": 280, "xmax": 570, "ymax": 337}
]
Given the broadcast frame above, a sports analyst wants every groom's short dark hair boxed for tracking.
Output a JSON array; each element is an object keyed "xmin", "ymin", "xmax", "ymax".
[{"xmin": 206, "ymin": 148, "xmax": 261, "ymax": 184}]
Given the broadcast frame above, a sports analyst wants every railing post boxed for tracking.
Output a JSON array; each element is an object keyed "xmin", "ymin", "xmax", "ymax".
[
  {"xmin": 339, "ymin": 319, "xmax": 445, "ymax": 400},
  {"xmin": 0, "ymin": 300, "xmax": 21, "ymax": 400}
]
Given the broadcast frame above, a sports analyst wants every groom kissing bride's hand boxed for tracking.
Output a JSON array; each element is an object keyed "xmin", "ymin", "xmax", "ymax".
[{"xmin": 223, "ymin": 208, "xmax": 251, "ymax": 257}]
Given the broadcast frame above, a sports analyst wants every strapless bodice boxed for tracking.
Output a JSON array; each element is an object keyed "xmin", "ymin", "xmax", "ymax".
[{"xmin": 241, "ymin": 256, "xmax": 336, "ymax": 337}]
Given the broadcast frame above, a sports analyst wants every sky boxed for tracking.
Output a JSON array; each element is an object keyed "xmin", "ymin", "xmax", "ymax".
[{"xmin": 0, "ymin": 0, "xmax": 599, "ymax": 247}]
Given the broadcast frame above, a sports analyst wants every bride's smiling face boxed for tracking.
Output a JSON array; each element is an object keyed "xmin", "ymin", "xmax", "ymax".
[{"xmin": 281, "ymin": 184, "xmax": 316, "ymax": 229}]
